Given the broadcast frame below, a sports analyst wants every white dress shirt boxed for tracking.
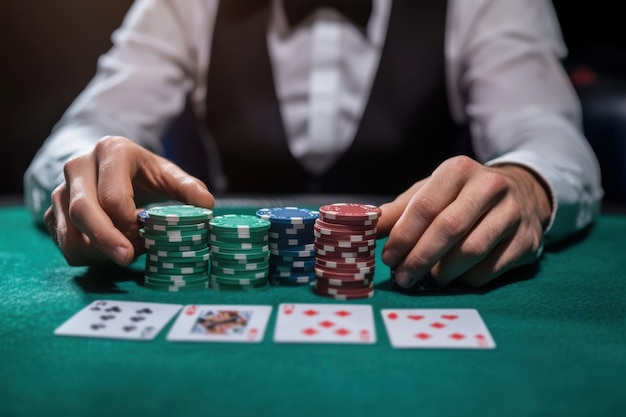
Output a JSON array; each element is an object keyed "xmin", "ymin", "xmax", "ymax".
[{"xmin": 24, "ymin": 0, "xmax": 604, "ymax": 244}]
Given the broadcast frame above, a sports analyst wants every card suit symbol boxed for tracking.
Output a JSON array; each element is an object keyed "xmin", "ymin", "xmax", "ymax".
[
  {"xmin": 91, "ymin": 301, "xmax": 107, "ymax": 311},
  {"xmin": 90, "ymin": 323, "xmax": 105, "ymax": 330},
  {"xmin": 247, "ymin": 328, "xmax": 258, "ymax": 340},
  {"xmin": 302, "ymin": 327, "xmax": 318, "ymax": 336},
  {"xmin": 359, "ymin": 329, "xmax": 370, "ymax": 342},
  {"xmin": 105, "ymin": 306, "xmax": 121, "ymax": 313},
  {"xmin": 100, "ymin": 315, "xmax": 115, "ymax": 321},
  {"xmin": 140, "ymin": 326, "xmax": 155, "ymax": 338},
  {"xmin": 387, "ymin": 312, "xmax": 398, "ymax": 320},
  {"xmin": 283, "ymin": 304, "xmax": 295, "ymax": 315},
  {"xmin": 441, "ymin": 314, "xmax": 458, "ymax": 321},
  {"xmin": 123, "ymin": 325, "xmax": 137, "ymax": 332},
  {"xmin": 407, "ymin": 315, "xmax": 424, "ymax": 321},
  {"xmin": 414, "ymin": 332, "xmax": 431, "ymax": 340},
  {"xmin": 475, "ymin": 334, "xmax": 488, "ymax": 347},
  {"xmin": 318, "ymin": 320, "xmax": 335, "ymax": 328},
  {"xmin": 334, "ymin": 310, "xmax": 351, "ymax": 317},
  {"xmin": 137, "ymin": 308, "xmax": 153, "ymax": 314},
  {"xmin": 302, "ymin": 309, "xmax": 319, "ymax": 316},
  {"xmin": 130, "ymin": 316, "xmax": 145, "ymax": 322},
  {"xmin": 449, "ymin": 333, "xmax": 466, "ymax": 340},
  {"xmin": 185, "ymin": 306, "xmax": 197, "ymax": 316},
  {"xmin": 334, "ymin": 328, "xmax": 350, "ymax": 337},
  {"xmin": 430, "ymin": 322, "xmax": 445, "ymax": 329}
]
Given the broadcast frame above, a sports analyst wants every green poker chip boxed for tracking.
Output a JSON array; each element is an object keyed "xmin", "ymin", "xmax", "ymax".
[
  {"xmin": 209, "ymin": 280, "xmax": 269, "ymax": 292},
  {"xmin": 144, "ymin": 281, "xmax": 208, "ymax": 292},
  {"xmin": 209, "ymin": 214, "xmax": 271, "ymax": 233},
  {"xmin": 146, "ymin": 205, "xmax": 213, "ymax": 224}
]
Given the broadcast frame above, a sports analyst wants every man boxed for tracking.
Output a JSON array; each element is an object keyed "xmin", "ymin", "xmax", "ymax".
[{"xmin": 24, "ymin": 0, "xmax": 603, "ymax": 289}]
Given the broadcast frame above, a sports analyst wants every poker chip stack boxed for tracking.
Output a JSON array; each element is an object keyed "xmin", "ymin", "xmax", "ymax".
[
  {"xmin": 256, "ymin": 207, "xmax": 319, "ymax": 286},
  {"xmin": 208, "ymin": 214, "xmax": 271, "ymax": 291},
  {"xmin": 313, "ymin": 203, "xmax": 381, "ymax": 300},
  {"xmin": 138, "ymin": 205, "xmax": 213, "ymax": 292}
]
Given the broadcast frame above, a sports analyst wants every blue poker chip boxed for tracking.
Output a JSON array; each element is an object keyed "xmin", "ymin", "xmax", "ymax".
[
  {"xmin": 256, "ymin": 207, "xmax": 319, "ymax": 225},
  {"xmin": 137, "ymin": 210, "xmax": 150, "ymax": 223}
]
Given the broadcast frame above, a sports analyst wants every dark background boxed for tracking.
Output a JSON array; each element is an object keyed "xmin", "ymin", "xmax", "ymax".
[{"xmin": 1, "ymin": 1, "xmax": 625, "ymax": 200}]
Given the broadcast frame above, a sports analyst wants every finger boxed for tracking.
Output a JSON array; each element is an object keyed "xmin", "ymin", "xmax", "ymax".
[
  {"xmin": 64, "ymin": 152, "xmax": 137, "ymax": 266},
  {"xmin": 429, "ymin": 196, "xmax": 518, "ymax": 286},
  {"xmin": 96, "ymin": 137, "xmax": 215, "ymax": 211},
  {"xmin": 389, "ymin": 158, "xmax": 510, "ymax": 288},
  {"xmin": 456, "ymin": 208, "xmax": 544, "ymax": 288},
  {"xmin": 455, "ymin": 231, "xmax": 541, "ymax": 288},
  {"xmin": 381, "ymin": 158, "xmax": 471, "ymax": 272},
  {"xmin": 376, "ymin": 181, "xmax": 424, "ymax": 238},
  {"xmin": 48, "ymin": 181, "xmax": 104, "ymax": 265}
]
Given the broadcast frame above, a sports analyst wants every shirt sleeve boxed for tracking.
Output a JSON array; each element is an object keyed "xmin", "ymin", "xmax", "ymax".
[
  {"xmin": 23, "ymin": 0, "xmax": 217, "ymax": 224},
  {"xmin": 446, "ymin": 0, "xmax": 604, "ymax": 245}
]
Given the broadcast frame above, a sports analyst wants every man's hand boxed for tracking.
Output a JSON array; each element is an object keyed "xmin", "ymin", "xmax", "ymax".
[
  {"xmin": 376, "ymin": 155, "xmax": 552, "ymax": 288},
  {"xmin": 45, "ymin": 136, "xmax": 215, "ymax": 267}
]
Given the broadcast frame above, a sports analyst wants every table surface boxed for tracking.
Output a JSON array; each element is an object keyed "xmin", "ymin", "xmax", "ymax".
[{"xmin": 1, "ymin": 202, "xmax": 625, "ymax": 417}]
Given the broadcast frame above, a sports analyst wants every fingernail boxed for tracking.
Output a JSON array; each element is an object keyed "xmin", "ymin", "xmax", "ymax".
[
  {"xmin": 382, "ymin": 247, "xmax": 400, "ymax": 267},
  {"xmin": 111, "ymin": 246, "xmax": 129, "ymax": 265},
  {"xmin": 394, "ymin": 269, "xmax": 418, "ymax": 288}
]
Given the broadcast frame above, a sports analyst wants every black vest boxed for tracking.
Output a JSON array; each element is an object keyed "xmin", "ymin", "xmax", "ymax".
[{"xmin": 205, "ymin": 0, "xmax": 461, "ymax": 195}]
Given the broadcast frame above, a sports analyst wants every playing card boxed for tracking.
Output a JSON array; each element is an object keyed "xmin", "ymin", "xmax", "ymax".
[
  {"xmin": 381, "ymin": 308, "xmax": 496, "ymax": 349},
  {"xmin": 273, "ymin": 303, "xmax": 376, "ymax": 344},
  {"xmin": 166, "ymin": 305, "xmax": 272, "ymax": 343},
  {"xmin": 54, "ymin": 300, "xmax": 182, "ymax": 341}
]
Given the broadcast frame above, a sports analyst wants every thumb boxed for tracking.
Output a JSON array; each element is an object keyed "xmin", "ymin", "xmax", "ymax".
[{"xmin": 376, "ymin": 181, "xmax": 424, "ymax": 238}]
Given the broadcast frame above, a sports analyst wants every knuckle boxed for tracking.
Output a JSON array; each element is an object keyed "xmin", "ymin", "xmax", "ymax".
[
  {"xmin": 438, "ymin": 213, "xmax": 466, "ymax": 239},
  {"xmin": 98, "ymin": 190, "xmax": 119, "ymax": 212},
  {"xmin": 405, "ymin": 250, "xmax": 431, "ymax": 271},
  {"xmin": 444, "ymin": 155, "xmax": 475, "ymax": 172},
  {"xmin": 95, "ymin": 135, "xmax": 133, "ymax": 157},
  {"xmin": 410, "ymin": 194, "xmax": 438, "ymax": 220},
  {"xmin": 67, "ymin": 195, "xmax": 90, "ymax": 224},
  {"xmin": 461, "ymin": 236, "xmax": 491, "ymax": 259},
  {"xmin": 483, "ymin": 171, "xmax": 509, "ymax": 196}
]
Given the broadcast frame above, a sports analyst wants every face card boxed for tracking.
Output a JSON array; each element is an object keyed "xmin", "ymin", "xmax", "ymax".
[
  {"xmin": 166, "ymin": 305, "xmax": 272, "ymax": 343},
  {"xmin": 273, "ymin": 303, "xmax": 376, "ymax": 344},
  {"xmin": 54, "ymin": 300, "xmax": 182, "ymax": 341},
  {"xmin": 381, "ymin": 308, "xmax": 496, "ymax": 349}
]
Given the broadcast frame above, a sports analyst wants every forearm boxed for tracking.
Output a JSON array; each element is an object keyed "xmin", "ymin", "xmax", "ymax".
[{"xmin": 483, "ymin": 113, "xmax": 603, "ymax": 245}]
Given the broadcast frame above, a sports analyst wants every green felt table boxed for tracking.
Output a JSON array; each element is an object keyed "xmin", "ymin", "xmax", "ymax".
[{"xmin": 1, "ymin": 203, "xmax": 625, "ymax": 417}]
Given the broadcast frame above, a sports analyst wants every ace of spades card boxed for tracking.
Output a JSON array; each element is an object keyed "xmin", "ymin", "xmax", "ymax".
[{"xmin": 54, "ymin": 300, "xmax": 182, "ymax": 341}]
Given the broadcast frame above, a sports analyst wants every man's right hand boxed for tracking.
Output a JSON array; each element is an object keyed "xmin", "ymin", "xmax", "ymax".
[{"xmin": 44, "ymin": 136, "xmax": 215, "ymax": 267}]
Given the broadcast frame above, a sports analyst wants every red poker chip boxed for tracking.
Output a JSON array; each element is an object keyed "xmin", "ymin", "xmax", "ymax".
[
  {"xmin": 315, "ymin": 276, "xmax": 373, "ymax": 287},
  {"xmin": 316, "ymin": 248, "xmax": 376, "ymax": 260},
  {"xmin": 315, "ymin": 219, "xmax": 377, "ymax": 233},
  {"xmin": 313, "ymin": 228, "xmax": 374, "ymax": 242},
  {"xmin": 315, "ymin": 278, "xmax": 374, "ymax": 289},
  {"xmin": 314, "ymin": 285, "xmax": 374, "ymax": 297},
  {"xmin": 314, "ymin": 266, "xmax": 374, "ymax": 280},
  {"xmin": 314, "ymin": 242, "xmax": 374, "ymax": 254},
  {"xmin": 319, "ymin": 203, "xmax": 382, "ymax": 221},
  {"xmin": 315, "ymin": 258, "xmax": 375, "ymax": 270},
  {"xmin": 313, "ymin": 288, "xmax": 375, "ymax": 300},
  {"xmin": 314, "ymin": 235, "xmax": 376, "ymax": 248},
  {"xmin": 314, "ymin": 262, "xmax": 375, "ymax": 276},
  {"xmin": 318, "ymin": 215, "xmax": 376, "ymax": 227}
]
